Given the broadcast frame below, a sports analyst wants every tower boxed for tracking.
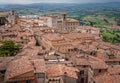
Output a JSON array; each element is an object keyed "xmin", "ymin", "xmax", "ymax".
[
  {"xmin": 61, "ymin": 12, "xmax": 67, "ymax": 30},
  {"xmin": 61, "ymin": 12, "xmax": 67, "ymax": 21},
  {"xmin": 8, "ymin": 10, "xmax": 17, "ymax": 25},
  {"xmin": 11, "ymin": 10, "xmax": 15, "ymax": 15}
]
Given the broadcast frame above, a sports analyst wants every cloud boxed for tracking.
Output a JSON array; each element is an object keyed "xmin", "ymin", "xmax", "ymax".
[{"xmin": 0, "ymin": 0, "xmax": 120, "ymax": 4}]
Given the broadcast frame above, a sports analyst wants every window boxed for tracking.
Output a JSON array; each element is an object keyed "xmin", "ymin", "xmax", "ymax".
[
  {"xmin": 26, "ymin": 80, "xmax": 30, "ymax": 83},
  {"xmin": 99, "ymin": 69, "xmax": 102, "ymax": 73},
  {"xmin": 90, "ymin": 52, "xmax": 93, "ymax": 55},
  {"xmin": 80, "ymin": 70, "xmax": 84, "ymax": 75},
  {"xmin": 83, "ymin": 65, "xmax": 86, "ymax": 68},
  {"xmin": 37, "ymin": 73, "xmax": 45, "ymax": 78}
]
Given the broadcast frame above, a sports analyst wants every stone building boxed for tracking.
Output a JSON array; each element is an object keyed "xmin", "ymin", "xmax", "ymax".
[
  {"xmin": 0, "ymin": 10, "xmax": 17, "ymax": 25},
  {"xmin": 76, "ymin": 26, "xmax": 100, "ymax": 37},
  {"xmin": 40, "ymin": 32, "xmax": 98, "ymax": 53},
  {"xmin": 5, "ymin": 57, "xmax": 46, "ymax": 83},
  {"xmin": 93, "ymin": 63, "xmax": 120, "ymax": 83},
  {"xmin": 7, "ymin": 10, "xmax": 17, "ymax": 25},
  {"xmin": 73, "ymin": 54, "xmax": 108, "ymax": 83},
  {"xmin": 47, "ymin": 13, "xmax": 80, "ymax": 31},
  {"xmin": 46, "ymin": 64, "xmax": 79, "ymax": 83},
  {"xmin": 47, "ymin": 15, "xmax": 58, "ymax": 28}
]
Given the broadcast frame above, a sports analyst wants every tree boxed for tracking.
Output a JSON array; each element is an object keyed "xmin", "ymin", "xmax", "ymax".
[
  {"xmin": 101, "ymin": 29, "xmax": 120, "ymax": 44},
  {"xmin": 0, "ymin": 17, "xmax": 8, "ymax": 25},
  {"xmin": 89, "ymin": 21, "xmax": 94, "ymax": 27},
  {"xmin": 0, "ymin": 40, "xmax": 21, "ymax": 57},
  {"xmin": 106, "ymin": 53, "xmax": 116, "ymax": 59}
]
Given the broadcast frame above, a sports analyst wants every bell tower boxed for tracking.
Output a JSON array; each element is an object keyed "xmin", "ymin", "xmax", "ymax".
[
  {"xmin": 10, "ymin": 10, "xmax": 15, "ymax": 15},
  {"xmin": 61, "ymin": 12, "xmax": 67, "ymax": 21},
  {"xmin": 8, "ymin": 9, "xmax": 17, "ymax": 25},
  {"xmin": 61, "ymin": 12, "xmax": 67, "ymax": 30}
]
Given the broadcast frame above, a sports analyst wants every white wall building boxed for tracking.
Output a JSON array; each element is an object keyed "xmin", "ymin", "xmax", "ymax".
[{"xmin": 47, "ymin": 13, "xmax": 80, "ymax": 31}]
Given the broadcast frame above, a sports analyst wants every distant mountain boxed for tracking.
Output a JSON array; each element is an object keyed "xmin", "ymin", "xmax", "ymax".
[
  {"xmin": 0, "ymin": 2, "xmax": 120, "ymax": 13},
  {"xmin": 0, "ymin": 2, "xmax": 120, "ymax": 28}
]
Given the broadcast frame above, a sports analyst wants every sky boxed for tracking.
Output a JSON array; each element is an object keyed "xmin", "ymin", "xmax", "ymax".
[{"xmin": 0, "ymin": 0, "xmax": 120, "ymax": 4}]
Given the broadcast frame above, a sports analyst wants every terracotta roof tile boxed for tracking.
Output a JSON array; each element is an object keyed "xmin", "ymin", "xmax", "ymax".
[
  {"xmin": 90, "ymin": 61, "xmax": 108, "ymax": 69},
  {"xmin": 63, "ymin": 33, "xmax": 94, "ymax": 40},
  {"xmin": 108, "ymin": 65, "xmax": 120, "ymax": 75},
  {"xmin": 66, "ymin": 18, "xmax": 79, "ymax": 23},
  {"xmin": 0, "ymin": 12, "xmax": 8, "ymax": 17},
  {"xmin": 96, "ymin": 53, "xmax": 120, "ymax": 62},
  {"xmin": 31, "ymin": 59, "xmax": 46, "ymax": 73},
  {"xmin": 46, "ymin": 65, "xmax": 79, "ymax": 79},
  {"xmin": 43, "ymin": 33, "xmax": 64, "ymax": 41},
  {"xmin": 5, "ymin": 56, "xmax": 34, "ymax": 81},
  {"xmin": 75, "ymin": 54, "xmax": 108, "ymax": 69},
  {"xmin": 0, "ymin": 57, "xmax": 14, "ymax": 71},
  {"xmin": 94, "ymin": 73, "xmax": 120, "ymax": 83}
]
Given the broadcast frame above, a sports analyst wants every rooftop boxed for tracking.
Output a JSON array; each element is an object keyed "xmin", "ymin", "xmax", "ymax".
[
  {"xmin": 108, "ymin": 65, "xmax": 120, "ymax": 75},
  {"xmin": 31, "ymin": 59, "xmax": 46, "ymax": 73},
  {"xmin": 43, "ymin": 33, "xmax": 64, "ymax": 41},
  {"xmin": 75, "ymin": 54, "xmax": 108, "ymax": 69},
  {"xmin": 57, "ymin": 18, "xmax": 79, "ymax": 23},
  {"xmin": 63, "ymin": 33, "xmax": 94, "ymax": 40},
  {"xmin": 5, "ymin": 56, "xmax": 33, "ymax": 81},
  {"xmin": 0, "ymin": 12, "xmax": 8, "ymax": 17},
  {"xmin": 46, "ymin": 64, "xmax": 79, "ymax": 79},
  {"xmin": 0, "ymin": 57, "xmax": 14, "ymax": 71},
  {"xmin": 94, "ymin": 73, "xmax": 120, "ymax": 83},
  {"xmin": 66, "ymin": 18, "xmax": 79, "ymax": 23}
]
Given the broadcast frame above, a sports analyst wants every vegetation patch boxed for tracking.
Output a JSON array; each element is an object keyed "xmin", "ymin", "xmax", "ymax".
[
  {"xmin": 0, "ymin": 40, "xmax": 21, "ymax": 57},
  {"xmin": 101, "ymin": 29, "xmax": 120, "ymax": 44}
]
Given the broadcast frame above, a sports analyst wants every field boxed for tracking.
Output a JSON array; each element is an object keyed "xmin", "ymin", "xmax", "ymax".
[{"xmin": 0, "ymin": 2, "xmax": 120, "ymax": 29}]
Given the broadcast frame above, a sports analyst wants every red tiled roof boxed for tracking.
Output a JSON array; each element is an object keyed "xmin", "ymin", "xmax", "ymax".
[
  {"xmin": 108, "ymin": 65, "xmax": 120, "ymax": 75},
  {"xmin": 43, "ymin": 33, "xmax": 64, "ymax": 41},
  {"xmin": 0, "ymin": 57, "xmax": 14, "ymax": 71},
  {"xmin": 96, "ymin": 53, "xmax": 120, "ymax": 62},
  {"xmin": 31, "ymin": 59, "xmax": 46, "ymax": 73},
  {"xmin": 76, "ymin": 54, "xmax": 108, "ymax": 69},
  {"xmin": 66, "ymin": 18, "xmax": 79, "ymax": 23},
  {"xmin": 57, "ymin": 18, "xmax": 79, "ymax": 23},
  {"xmin": 90, "ymin": 61, "xmax": 108, "ymax": 69},
  {"xmin": 46, "ymin": 64, "xmax": 79, "ymax": 79},
  {"xmin": 5, "ymin": 56, "xmax": 34, "ymax": 81},
  {"xmin": 0, "ymin": 12, "xmax": 8, "ymax": 17},
  {"xmin": 94, "ymin": 73, "xmax": 120, "ymax": 83}
]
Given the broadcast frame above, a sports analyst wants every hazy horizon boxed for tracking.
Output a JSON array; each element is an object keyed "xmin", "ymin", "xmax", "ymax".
[{"xmin": 0, "ymin": 0, "xmax": 120, "ymax": 4}]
